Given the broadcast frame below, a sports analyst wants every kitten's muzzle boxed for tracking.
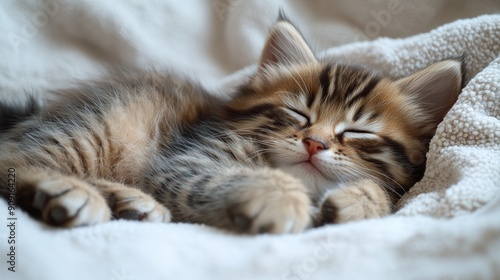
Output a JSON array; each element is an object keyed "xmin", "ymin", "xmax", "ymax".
[{"xmin": 303, "ymin": 138, "xmax": 327, "ymax": 156}]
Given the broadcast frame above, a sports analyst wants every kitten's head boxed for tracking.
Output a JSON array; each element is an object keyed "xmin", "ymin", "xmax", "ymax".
[{"xmin": 224, "ymin": 19, "xmax": 463, "ymax": 201}]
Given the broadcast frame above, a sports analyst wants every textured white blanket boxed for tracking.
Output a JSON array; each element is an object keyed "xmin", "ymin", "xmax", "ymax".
[{"xmin": 1, "ymin": 1, "xmax": 499, "ymax": 280}]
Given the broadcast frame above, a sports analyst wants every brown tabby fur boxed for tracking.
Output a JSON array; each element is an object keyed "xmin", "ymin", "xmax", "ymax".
[{"xmin": 0, "ymin": 18, "xmax": 463, "ymax": 234}]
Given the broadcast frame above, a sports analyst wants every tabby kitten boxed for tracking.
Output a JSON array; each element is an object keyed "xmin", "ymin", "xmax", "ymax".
[{"xmin": 0, "ymin": 19, "xmax": 463, "ymax": 234}]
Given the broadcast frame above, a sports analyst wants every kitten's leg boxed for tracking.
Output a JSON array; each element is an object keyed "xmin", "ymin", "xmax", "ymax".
[
  {"xmin": 224, "ymin": 169, "xmax": 311, "ymax": 234},
  {"xmin": 10, "ymin": 168, "xmax": 170, "ymax": 227},
  {"xmin": 12, "ymin": 167, "xmax": 112, "ymax": 227},
  {"xmin": 161, "ymin": 167, "xmax": 312, "ymax": 234},
  {"xmin": 318, "ymin": 179, "xmax": 391, "ymax": 224},
  {"xmin": 89, "ymin": 179, "xmax": 171, "ymax": 223}
]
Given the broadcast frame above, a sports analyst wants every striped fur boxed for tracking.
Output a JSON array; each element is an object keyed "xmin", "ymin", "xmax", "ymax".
[{"xmin": 0, "ymin": 19, "xmax": 463, "ymax": 233}]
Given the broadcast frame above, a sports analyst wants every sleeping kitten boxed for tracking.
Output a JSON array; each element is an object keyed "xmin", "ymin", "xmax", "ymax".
[{"xmin": 0, "ymin": 18, "xmax": 463, "ymax": 234}]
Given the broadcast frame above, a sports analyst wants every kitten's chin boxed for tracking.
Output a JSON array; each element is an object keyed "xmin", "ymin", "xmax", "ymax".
[{"xmin": 280, "ymin": 163, "xmax": 337, "ymax": 202}]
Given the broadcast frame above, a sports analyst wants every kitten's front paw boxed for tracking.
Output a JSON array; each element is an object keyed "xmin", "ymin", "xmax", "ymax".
[
  {"xmin": 320, "ymin": 179, "xmax": 390, "ymax": 224},
  {"xmin": 227, "ymin": 169, "xmax": 311, "ymax": 234},
  {"xmin": 32, "ymin": 177, "xmax": 111, "ymax": 227},
  {"xmin": 106, "ymin": 185, "xmax": 171, "ymax": 223}
]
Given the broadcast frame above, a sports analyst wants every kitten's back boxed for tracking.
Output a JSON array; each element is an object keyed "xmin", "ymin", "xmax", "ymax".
[{"xmin": 0, "ymin": 72, "xmax": 221, "ymax": 184}]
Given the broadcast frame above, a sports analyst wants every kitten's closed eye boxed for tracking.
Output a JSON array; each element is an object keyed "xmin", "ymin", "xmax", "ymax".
[
  {"xmin": 342, "ymin": 130, "xmax": 378, "ymax": 140},
  {"xmin": 282, "ymin": 107, "xmax": 310, "ymax": 127}
]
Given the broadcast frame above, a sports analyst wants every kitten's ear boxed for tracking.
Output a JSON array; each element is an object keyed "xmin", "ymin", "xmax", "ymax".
[
  {"xmin": 258, "ymin": 18, "xmax": 317, "ymax": 73},
  {"xmin": 396, "ymin": 60, "xmax": 463, "ymax": 125}
]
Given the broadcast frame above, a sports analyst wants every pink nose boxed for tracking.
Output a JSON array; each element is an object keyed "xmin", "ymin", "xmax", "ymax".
[{"xmin": 303, "ymin": 138, "xmax": 326, "ymax": 156}]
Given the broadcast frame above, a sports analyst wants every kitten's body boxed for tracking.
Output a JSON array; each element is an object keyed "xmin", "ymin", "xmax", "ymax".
[{"xmin": 0, "ymin": 19, "xmax": 463, "ymax": 234}]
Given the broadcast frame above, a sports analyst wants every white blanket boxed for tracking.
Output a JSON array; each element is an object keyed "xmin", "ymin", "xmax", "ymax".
[{"xmin": 1, "ymin": 1, "xmax": 500, "ymax": 279}]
